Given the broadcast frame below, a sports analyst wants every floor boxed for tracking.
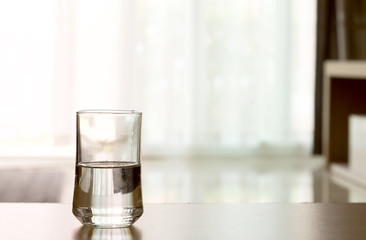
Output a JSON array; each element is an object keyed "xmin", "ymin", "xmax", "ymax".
[{"xmin": 1, "ymin": 155, "xmax": 366, "ymax": 203}]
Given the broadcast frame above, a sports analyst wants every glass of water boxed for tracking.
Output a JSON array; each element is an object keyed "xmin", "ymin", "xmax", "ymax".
[{"xmin": 72, "ymin": 110, "xmax": 143, "ymax": 228}]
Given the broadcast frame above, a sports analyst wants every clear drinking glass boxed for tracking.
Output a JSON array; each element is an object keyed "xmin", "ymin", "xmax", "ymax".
[{"xmin": 72, "ymin": 110, "xmax": 143, "ymax": 228}]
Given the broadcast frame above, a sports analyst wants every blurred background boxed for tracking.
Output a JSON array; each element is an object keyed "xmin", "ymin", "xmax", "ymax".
[{"xmin": 0, "ymin": 0, "xmax": 366, "ymax": 204}]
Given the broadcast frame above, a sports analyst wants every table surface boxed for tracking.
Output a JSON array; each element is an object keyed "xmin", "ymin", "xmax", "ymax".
[{"xmin": 2, "ymin": 203, "xmax": 366, "ymax": 240}]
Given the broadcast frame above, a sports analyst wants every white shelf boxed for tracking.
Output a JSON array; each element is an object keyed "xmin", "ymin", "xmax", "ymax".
[{"xmin": 330, "ymin": 163, "xmax": 366, "ymax": 188}]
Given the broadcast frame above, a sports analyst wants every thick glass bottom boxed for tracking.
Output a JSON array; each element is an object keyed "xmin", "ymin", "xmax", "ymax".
[{"xmin": 73, "ymin": 206, "xmax": 143, "ymax": 228}]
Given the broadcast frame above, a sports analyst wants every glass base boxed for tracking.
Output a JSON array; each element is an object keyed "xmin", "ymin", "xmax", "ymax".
[{"xmin": 73, "ymin": 206, "xmax": 143, "ymax": 228}]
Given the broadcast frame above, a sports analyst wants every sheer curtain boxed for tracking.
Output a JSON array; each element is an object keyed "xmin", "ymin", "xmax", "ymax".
[{"xmin": 0, "ymin": 0, "xmax": 316, "ymax": 156}]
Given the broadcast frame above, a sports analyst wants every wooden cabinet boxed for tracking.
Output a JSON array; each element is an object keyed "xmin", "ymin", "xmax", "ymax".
[{"xmin": 322, "ymin": 61, "xmax": 366, "ymax": 166}]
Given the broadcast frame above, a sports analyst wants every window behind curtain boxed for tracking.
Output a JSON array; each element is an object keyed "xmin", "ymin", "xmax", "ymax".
[{"xmin": 0, "ymin": 0, "xmax": 316, "ymax": 156}]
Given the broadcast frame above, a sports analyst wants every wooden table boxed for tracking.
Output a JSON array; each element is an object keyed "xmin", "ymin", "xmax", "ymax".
[{"xmin": 2, "ymin": 203, "xmax": 366, "ymax": 239}]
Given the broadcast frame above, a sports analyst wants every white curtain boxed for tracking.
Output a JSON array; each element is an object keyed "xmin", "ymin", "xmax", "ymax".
[{"xmin": 0, "ymin": 0, "xmax": 316, "ymax": 156}]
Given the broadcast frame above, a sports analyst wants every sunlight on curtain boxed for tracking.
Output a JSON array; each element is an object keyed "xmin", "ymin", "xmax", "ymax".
[
  {"xmin": 0, "ymin": 0, "xmax": 316, "ymax": 156},
  {"xmin": 0, "ymin": 0, "xmax": 55, "ymax": 147},
  {"xmin": 133, "ymin": 0, "xmax": 316, "ymax": 155}
]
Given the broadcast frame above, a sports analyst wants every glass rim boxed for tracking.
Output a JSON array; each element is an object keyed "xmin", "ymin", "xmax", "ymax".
[{"xmin": 77, "ymin": 109, "xmax": 142, "ymax": 115}]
